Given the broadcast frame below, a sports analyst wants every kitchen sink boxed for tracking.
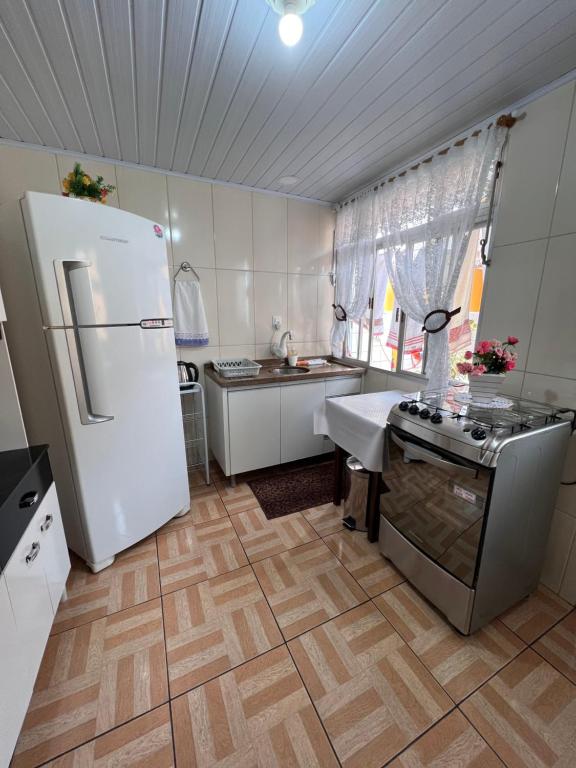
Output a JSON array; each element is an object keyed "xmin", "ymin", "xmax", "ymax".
[{"xmin": 270, "ymin": 366, "xmax": 310, "ymax": 375}]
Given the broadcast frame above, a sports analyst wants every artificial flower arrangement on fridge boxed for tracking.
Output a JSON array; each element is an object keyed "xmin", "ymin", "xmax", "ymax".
[
  {"xmin": 61, "ymin": 162, "xmax": 116, "ymax": 203},
  {"xmin": 457, "ymin": 336, "xmax": 518, "ymax": 395}
]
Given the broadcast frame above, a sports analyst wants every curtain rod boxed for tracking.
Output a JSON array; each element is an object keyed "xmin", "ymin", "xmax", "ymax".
[{"xmin": 339, "ymin": 113, "xmax": 520, "ymax": 209}]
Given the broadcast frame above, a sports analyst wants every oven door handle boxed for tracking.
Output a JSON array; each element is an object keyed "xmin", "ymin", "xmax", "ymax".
[{"xmin": 390, "ymin": 431, "xmax": 478, "ymax": 478}]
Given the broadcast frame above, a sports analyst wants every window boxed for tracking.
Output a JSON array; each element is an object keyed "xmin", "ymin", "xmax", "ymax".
[{"xmin": 344, "ymin": 226, "xmax": 486, "ymax": 378}]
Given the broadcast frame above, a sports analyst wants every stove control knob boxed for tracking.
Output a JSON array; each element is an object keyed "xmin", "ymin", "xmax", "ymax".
[
  {"xmin": 471, "ymin": 427, "xmax": 487, "ymax": 441},
  {"xmin": 430, "ymin": 412, "xmax": 443, "ymax": 424},
  {"xmin": 419, "ymin": 408, "xmax": 430, "ymax": 419},
  {"xmin": 398, "ymin": 401, "xmax": 409, "ymax": 411},
  {"xmin": 408, "ymin": 404, "xmax": 420, "ymax": 415}
]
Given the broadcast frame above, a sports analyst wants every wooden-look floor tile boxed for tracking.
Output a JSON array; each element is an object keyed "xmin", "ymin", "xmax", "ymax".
[
  {"xmin": 164, "ymin": 566, "xmax": 283, "ymax": 696},
  {"xmin": 253, "ymin": 540, "xmax": 367, "ymax": 640},
  {"xmin": 157, "ymin": 518, "xmax": 248, "ymax": 594},
  {"xmin": 158, "ymin": 487, "xmax": 228, "ymax": 533},
  {"xmin": 301, "ymin": 503, "xmax": 344, "ymax": 537},
  {"xmin": 12, "ymin": 600, "xmax": 168, "ymax": 767},
  {"xmin": 534, "ymin": 610, "xmax": 576, "ymax": 684},
  {"xmin": 461, "ymin": 649, "xmax": 576, "ymax": 768},
  {"xmin": 51, "ymin": 538, "xmax": 160, "ymax": 635},
  {"xmin": 324, "ymin": 530, "xmax": 404, "ymax": 597},
  {"xmin": 290, "ymin": 603, "xmax": 452, "ymax": 768},
  {"xmin": 231, "ymin": 508, "xmax": 318, "ymax": 562},
  {"xmin": 374, "ymin": 583, "xmax": 525, "ymax": 702},
  {"xmin": 388, "ymin": 710, "xmax": 503, "ymax": 767},
  {"xmin": 499, "ymin": 584, "xmax": 572, "ymax": 643},
  {"xmin": 43, "ymin": 705, "xmax": 174, "ymax": 767},
  {"xmin": 171, "ymin": 646, "xmax": 339, "ymax": 767},
  {"xmin": 188, "ymin": 468, "xmax": 211, "ymax": 488},
  {"xmin": 215, "ymin": 481, "xmax": 259, "ymax": 514}
]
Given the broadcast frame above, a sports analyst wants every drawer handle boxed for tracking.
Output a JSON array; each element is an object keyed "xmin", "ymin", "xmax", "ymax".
[
  {"xmin": 41, "ymin": 514, "xmax": 53, "ymax": 532},
  {"xmin": 19, "ymin": 491, "xmax": 39, "ymax": 508},
  {"xmin": 25, "ymin": 541, "xmax": 40, "ymax": 565}
]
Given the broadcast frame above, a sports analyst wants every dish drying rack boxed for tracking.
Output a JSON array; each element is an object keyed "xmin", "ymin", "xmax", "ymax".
[
  {"xmin": 179, "ymin": 382, "xmax": 210, "ymax": 484},
  {"xmin": 213, "ymin": 358, "xmax": 262, "ymax": 379}
]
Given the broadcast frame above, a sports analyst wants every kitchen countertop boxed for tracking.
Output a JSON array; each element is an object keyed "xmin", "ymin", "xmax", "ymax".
[{"xmin": 205, "ymin": 357, "xmax": 364, "ymax": 388}]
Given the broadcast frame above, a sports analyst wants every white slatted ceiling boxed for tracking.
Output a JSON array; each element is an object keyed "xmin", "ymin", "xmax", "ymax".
[{"xmin": 1, "ymin": 0, "xmax": 575, "ymax": 202}]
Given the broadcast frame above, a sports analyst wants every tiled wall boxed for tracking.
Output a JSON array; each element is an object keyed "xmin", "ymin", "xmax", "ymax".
[
  {"xmin": 0, "ymin": 145, "xmax": 336, "ymax": 387},
  {"xmin": 365, "ymin": 79, "xmax": 576, "ymax": 604}
]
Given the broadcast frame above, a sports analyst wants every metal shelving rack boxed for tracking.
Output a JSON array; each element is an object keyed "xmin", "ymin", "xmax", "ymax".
[{"xmin": 179, "ymin": 382, "xmax": 210, "ymax": 485}]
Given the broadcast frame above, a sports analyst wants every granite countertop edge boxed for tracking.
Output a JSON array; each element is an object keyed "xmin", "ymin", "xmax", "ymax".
[{"xmin": 204, "ymin": 357, "xmax": 365, "ymax": 388}]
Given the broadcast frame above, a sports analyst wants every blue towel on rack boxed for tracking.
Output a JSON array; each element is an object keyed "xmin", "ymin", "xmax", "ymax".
[{"xmin": 174, "ymin": 280, "xmax": 209, "ymax": 347}]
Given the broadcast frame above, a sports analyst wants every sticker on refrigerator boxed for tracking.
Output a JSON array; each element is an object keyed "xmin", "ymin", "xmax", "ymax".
[
  {"xmin": 153, "ymin": 224, "xmax": 163, "ymax": 238},
  {"xmin": 453, "ymin": 484, "xmax": 477, "ymax": 505}
]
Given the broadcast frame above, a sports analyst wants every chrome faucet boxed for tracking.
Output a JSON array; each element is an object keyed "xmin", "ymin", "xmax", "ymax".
[{"xmin": 271, "ymin": 329, "xmax": 293, "ymax": 359}]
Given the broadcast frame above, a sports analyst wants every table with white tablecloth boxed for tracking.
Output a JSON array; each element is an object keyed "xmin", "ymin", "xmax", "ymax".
[{"xmin": 314, "ymin": 390, "xmax": 412, "ymax": 541}]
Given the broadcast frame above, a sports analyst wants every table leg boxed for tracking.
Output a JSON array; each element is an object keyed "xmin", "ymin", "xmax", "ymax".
[
  {"xmin": 366, "ymin": 471, "xmax": 381, "ymax": 543},
  {"xmin": 333, "ymin": 444, "xmax": 345, "ymax": 506}
]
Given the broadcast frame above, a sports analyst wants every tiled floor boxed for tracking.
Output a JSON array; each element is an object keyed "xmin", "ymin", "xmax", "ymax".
[{"xmin": 13, "ymin": 473, "xmax": 576, "ymax": 767}]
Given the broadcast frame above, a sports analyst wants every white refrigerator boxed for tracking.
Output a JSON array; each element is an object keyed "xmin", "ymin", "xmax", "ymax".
[{"xmin": 0, "ymin": 192, "xmax": 189, "ymax": 572}]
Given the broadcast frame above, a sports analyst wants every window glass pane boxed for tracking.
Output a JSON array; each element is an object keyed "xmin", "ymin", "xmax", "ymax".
[
  {"xmin": 345, "ymin": 305, "xmax": 371, "ymax": 362},
  {"xmin": 370, "ymin": 278, "xmax": 398, "ymax": 371},
  {"xmin": 402, "ymin": 314, "xmax": 425, "ymax": 374}
]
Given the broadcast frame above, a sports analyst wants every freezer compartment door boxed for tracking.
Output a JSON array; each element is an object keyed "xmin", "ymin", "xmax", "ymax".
[
  {"xmin": 22, "ymin": 192, "xmax": 171, "ymax": 327},
  {"xmin": 47, "ymin": 326, "xmax": 188, "ymax": 563}
]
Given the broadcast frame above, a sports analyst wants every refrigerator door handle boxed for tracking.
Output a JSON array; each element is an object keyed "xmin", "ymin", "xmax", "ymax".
[{"xmin": 54, "ymin": 260, "xmax": 114, "ymax": 425}]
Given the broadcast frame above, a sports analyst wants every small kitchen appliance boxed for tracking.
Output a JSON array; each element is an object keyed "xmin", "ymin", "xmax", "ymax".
[
  {"xmin": 379, "ymin": 388, "xmax": 574, "ymax": 634},
  {"xmin": 178, "ymin": 360, "xmax": 199, "ymax": 384}
]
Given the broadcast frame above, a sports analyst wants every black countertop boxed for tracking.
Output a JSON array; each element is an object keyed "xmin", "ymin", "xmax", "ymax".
[{"xmin": 0, "ymin": 445, "xmax": 52, "ymax": 573}]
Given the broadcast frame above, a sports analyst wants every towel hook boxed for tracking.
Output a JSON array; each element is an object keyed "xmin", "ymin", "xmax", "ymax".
[{"xmin": 174, "ymin": 261, "xmax": 200, "ymax": 282}]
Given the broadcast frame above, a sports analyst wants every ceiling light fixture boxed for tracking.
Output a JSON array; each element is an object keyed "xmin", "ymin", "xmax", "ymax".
[
  {"xmin": 278, "ymin": 176, "xmax": 300, "ymax": 186},
  {"xmin": 266, "ymin": 0, "xmax": 316, "ymax": 47}
]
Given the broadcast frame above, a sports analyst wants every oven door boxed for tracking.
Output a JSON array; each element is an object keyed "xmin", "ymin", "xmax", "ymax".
[{"xmin": 381, "ymin": 426, "xmax": 494, "ymax": 588}]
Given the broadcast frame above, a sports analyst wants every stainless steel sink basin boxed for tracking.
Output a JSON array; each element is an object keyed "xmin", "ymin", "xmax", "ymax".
[{"xmin": 270, "ymin": 366, "xmax": 310, "ymax": 375}]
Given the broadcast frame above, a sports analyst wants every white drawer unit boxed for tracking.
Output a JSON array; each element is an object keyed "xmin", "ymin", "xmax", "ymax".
[
  {"xmin": 326, "ymin": 376, "xmax": 362, "ymax": 398},
  {"xmin": 228, "ymin": 386, "xmax": 281, "ymax": 474},
  {"xmin": 281, "ymin": 381, "xmax": 327, "ymax": 463}
]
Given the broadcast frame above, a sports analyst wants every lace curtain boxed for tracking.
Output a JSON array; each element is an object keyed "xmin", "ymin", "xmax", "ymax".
[{"xmin": 333, "ymin": 126, "xmax": 506, "ymax": 389}]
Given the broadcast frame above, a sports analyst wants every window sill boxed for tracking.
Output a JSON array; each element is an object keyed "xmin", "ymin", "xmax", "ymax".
[{"xmin": 337, "ymin": 356, "xmax": 428, "ymax": 381}]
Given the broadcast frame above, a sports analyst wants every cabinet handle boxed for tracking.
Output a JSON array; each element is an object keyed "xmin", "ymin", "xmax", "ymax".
[
  {"xmin": 25, "ymin": 541, "xmax": 40, "ymax": 565},
  {"xmin": 41, "ymin": 514, "xmax": 53, "ymax": 532},
  {"xmin": 19, "ymin": 491, "xmax": 39, "ymax": 508}
]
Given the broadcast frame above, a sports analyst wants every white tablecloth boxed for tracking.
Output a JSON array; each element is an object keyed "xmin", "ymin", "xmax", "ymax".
[{"xmin": 314, "ymin": 390, "xmax": 410, "ymax": 472}]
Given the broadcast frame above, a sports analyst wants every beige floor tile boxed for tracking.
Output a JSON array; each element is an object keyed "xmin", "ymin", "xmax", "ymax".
[
  {"xmin": 461, "ymin": 649, "xmax": 576, "ymax": 768},
  {"xmin": 51, "ymin": 538, "xmax": 160, "ymax": 635},
  {"xmin": 43, "ymin": 705, "xmax": 175, "ymax": 767},
  {"xmin": 231, "ymin": 508, "xmax": 318, "ymax": 562},
  {"xmin": 157, "ymin": 518, "xmax": 248, "ymax": 594},
  {"xmin": 158, "ymin": 487, "xmax": 228, "ymax": 533},
  {"xmin": 215, "ymin": 481, "xmax": 259, "ymax": 514},
  {"xmin": 374, "ymin": 583, "xmax": 525, "ymax": 702},
  {"xmin": 301, "ymin": 503, "xmax": 344, "ymax": 537},
  {"xmin": 324, "ymin": 530, "xmax": 405, "ymax": 597},
  {"xmin": 12, "ymin": 600, "xmax": 168, "ymax": 767},
  {"xmin": 290, "ymin": 603, "xmax": 452, "ymax": 768},
  {"xmin": 171, "ymin": 646, "xmax": 339, "ymax": 768},
  {"xmin": 188, "ymin": 468, "xmax": 211, "ymax": 488},
  {"xmin": 163, "ymin": 566, "xmax": 283, "ymax": 696},
  {"xmin": 388, "ymin": 710, "xmax": 504, "ymax": 767},
  {"xmin": 534, "ymin": 610, "xmax": 576, "ymax": 684},
  {"xmin": 499, "ymin": 584, "xmax": 572, "ymax": 643},
  {"xmin": 253, "ymin": 540, "xmax": 368, "ymax": 640}
]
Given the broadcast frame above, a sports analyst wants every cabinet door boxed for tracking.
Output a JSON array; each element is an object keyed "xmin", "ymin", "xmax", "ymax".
[
  {"xmin": 281, "ymin": 381, "xmax": 327, "ymax": 463},
  {"xmin": 32, "ymin": 484, "xmax": 70, "ymax": 613},
  {"xmin": 228, "ymin": 387, "xmax": 280, "ymax": 474},
  {"xmin": 0, "ymin": 575, "xmax": 22, "ymax": 768}
]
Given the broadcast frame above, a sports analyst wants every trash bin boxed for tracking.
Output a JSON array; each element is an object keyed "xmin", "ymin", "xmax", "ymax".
[{"xmin": 342, "ymin": 456, "xmax": 369, "ymax": 532}]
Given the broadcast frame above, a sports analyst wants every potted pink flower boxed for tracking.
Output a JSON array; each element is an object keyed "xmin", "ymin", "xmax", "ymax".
[{"xmin": 457, "ymin": 337, "xmax": 518, "ymax": 396}]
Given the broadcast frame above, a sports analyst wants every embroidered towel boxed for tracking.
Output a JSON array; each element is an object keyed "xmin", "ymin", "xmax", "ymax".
[{"xmin": 174, "ymin": 279, "xmax": 209, "ymax": 347}]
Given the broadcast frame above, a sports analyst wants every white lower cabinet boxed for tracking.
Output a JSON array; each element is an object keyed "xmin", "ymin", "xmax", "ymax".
[
  {"xmin": 229, "ymin": 387, "xmax": 281, "ymax": 474},
  {"xmin": 281, "ymin": 381, "xmax": 327, "ymax": 463},
  {"xmin": 0, "ymin": 482, "xmax": 70, "ymax": 768}
]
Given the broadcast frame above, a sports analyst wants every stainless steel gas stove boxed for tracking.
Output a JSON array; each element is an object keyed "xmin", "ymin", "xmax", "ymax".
[{"xmin": 379, "ymin": 388, "xmax": 574, "ymax": 634}]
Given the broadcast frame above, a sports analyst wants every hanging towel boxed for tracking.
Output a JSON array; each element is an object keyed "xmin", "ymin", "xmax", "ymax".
[{"xmin": 174, "ymin": 280, "xmax": 209, "ymax": 346}]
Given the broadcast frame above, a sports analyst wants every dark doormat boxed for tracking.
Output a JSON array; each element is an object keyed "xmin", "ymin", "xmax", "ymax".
[{"xmin": 248, "ymin": 458, "xmax": 335, "ymax": 519}]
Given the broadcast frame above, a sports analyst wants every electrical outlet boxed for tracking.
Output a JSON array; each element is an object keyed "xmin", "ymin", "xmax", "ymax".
[{"xmin": 272, "ymin": 316, "xmax": 282, "ymax": 330}]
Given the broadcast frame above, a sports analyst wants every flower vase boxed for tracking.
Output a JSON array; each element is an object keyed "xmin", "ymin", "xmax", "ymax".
[{"xmin": 468, "ymin": 373, "xmax": 506, "ymax": 398}]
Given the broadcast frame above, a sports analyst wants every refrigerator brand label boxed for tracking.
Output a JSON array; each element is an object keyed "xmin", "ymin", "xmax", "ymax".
[
  {"xmin": 153, "ymin": 224, "xmax": 163, "ymax": 238},
  {"xmin": 141, "ymin": 319, "xmax": 173, "ymax": 328},
  {"xmin": 453, "ymin": 485, "xmax": 477, "ymax": 505}
]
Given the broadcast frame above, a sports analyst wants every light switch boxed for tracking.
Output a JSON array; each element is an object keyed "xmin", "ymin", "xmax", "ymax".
[{"xmin": 272, "ymin": 316, "xmax": 282, "ymax": 330}]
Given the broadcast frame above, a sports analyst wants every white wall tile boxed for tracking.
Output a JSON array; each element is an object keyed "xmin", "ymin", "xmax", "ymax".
[
  {"xmin": 522, "ymin": 372, "xmax": 576, "ymax": 409},
  {"xmin": 218, "ymin": 345, "xmax": 256, "ymax": 360},
  {"xmin": 477, "ymin": 241, "xmax": 546, "ymax": 371},
  {"xmin": 0, "ymin": 145, "xmax": 59, "ymax": 204},
  {"xmin": 318, "ymin": 205, "xmax": 336, "ymax": 275},
  {"xmin": 56, "ymin": 155, "xmax": 118, "ymax": 207},
  {"xmin": 556, "ymin": 432, "xmax": 576, "ymax": 518},
  {"xmin": 527, "ymin": 234, "xmax": 576, "ymax": 378},
  {"xmin": 255, "ymin": 343, "xmax": 273, "ymax": 359},
  {"xmin": 182, "ymin": 268, "xmax": 219, "ymax": 347},
  {"xmin": 216, "ymin": 269, "xmax": 254, "ymax": 346},
  {"xmin": 552, "ymin": 89, "xmax": 576, "ymax": 237},
  {"xmin": 213, "ymin": 186, "xmax": 253, "ymax": 270},
  {"xmin": 560, "ymin": 537, "xmax": 576, "ymax": 604},
  {"xmin": 386, "ymin": 373, "xmax": 422, "ymax": 394},
  {"xmin": 254, "ymin": 271, "xmax": 287, "ymax": 345},
  {"xmin": 497, "ymin": 369, "xmax": 525, "ymax": 397},
  {"xmin": 364, "ymin": 368, "xmax": 388, "ymax": 393},
  {"xmin": 287, "ymin": 200, "xmax": 334, "ymax": 275},
  {"xmin": 493, "ymin": 82, "xmax": 574, "ymax": 246},
  {"xmin": 317, "ymin": 275, "xmax": 334, "ymax": 341},
  {"xmin": 253, "ymin": 193, "xmax": 287, "ymax": 273},
  {"xmin": 167, "ymin": 177, "xmax": 214, "ymax": 269},
  {"xmin": 116, "ymin": 166, "xmax": 172, "ymax": 263},
  {"xmin": 541, "ymin": 508, "xmax": 576, "ymax": 593},
  {"xmin": 288, "ymin": 274, "xmax": 318, "ymax": 341}
]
